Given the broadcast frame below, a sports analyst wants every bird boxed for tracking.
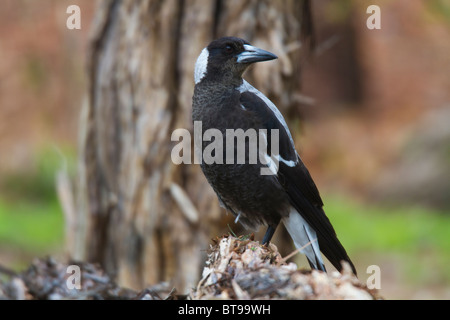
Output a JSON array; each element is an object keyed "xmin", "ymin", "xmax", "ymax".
[{"xmin": 192, "ymin": 36, "xmax": 356, "ymax": 275}]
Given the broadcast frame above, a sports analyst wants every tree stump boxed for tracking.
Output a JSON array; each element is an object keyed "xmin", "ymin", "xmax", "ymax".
[{"xmin": 71, "ymin": 0, "xmax": 313, "ymax": 292}]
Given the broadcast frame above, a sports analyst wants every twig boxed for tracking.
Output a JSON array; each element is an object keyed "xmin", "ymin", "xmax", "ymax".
[
  {"xmin": 170, "ymin": 183, "xmax": 199, "ymax": 224},
  {"xmin": 0, "ymin": 265, "xmax": 17, "ymax": 277},
  {"xmin": 227, "ymin": 224, "xmax": 237, "ymax": 238},
  {"xmin": 278, "ymin": 238, "xmax": 318, "ymax": 266},
  {"xmin": 82, "ymin": 273, "xmax": 111, "ymax": 284}
]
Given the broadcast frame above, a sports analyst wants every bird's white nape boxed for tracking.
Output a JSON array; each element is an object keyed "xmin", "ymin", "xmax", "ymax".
[{"xmin": 194, "ymin": 48, "xmax": 209, "ymax": 84}]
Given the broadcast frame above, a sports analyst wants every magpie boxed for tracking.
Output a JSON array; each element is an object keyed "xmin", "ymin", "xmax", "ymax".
[{"xmin": 192, "ymin": 37, "xmax": 356, "ymax": 275}]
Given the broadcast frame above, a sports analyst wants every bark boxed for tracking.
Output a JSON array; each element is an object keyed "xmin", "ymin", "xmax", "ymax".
[{"xmin": 71, "ymin": 0, "xmax": 312, "ymax": 292}]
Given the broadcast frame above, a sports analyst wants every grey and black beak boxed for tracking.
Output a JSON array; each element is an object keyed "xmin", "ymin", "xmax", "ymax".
[{"xmin": 236, "ymin": 44, "xmax": 278, "ymax": 64}]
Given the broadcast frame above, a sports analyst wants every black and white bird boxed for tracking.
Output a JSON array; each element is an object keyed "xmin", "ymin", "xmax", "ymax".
[{"xmin": 192, "ymin": 37, "xmax": 356, "ymax": 275}]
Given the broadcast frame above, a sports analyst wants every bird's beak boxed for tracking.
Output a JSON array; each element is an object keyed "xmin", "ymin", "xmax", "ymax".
[{"xmin": 236, "ymin": 44, "xmax": 278, "ymax": 64}]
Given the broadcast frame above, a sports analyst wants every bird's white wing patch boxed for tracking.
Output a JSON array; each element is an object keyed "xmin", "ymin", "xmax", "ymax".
[
  {"xmin": 238, "ymin": 80, "xmax": 298, "ymax": 162},
  {"xmin": 259, "ymin": 130, "xmax": 279, "ymax": 176},
  {"xmin": 194, "ymin": 48, "xmax": 209, "ymax": 84},
  {"xmin": 274, "ymin": 155, "xmax": 296, "ymax": 167}
]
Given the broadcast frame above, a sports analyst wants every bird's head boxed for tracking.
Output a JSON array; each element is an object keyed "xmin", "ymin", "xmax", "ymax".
[{"xmin": 194, "ymin": 37, "xmax": 278, "ymax": 85}]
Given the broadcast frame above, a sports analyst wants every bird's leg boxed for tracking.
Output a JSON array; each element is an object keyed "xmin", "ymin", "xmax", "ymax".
[{"xmin": 262, "ymin": 225, "xmax": 277, "ymax": 246}]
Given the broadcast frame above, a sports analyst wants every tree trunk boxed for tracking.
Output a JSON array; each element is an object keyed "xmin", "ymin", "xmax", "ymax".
[{"xmin": 72, "ymin": 0, "xmax": 312, "ymax": 292}]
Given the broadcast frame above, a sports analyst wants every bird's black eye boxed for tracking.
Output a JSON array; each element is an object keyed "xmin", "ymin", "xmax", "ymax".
[{"xmin": 224, "ymin": 45, "xmax": 233, "ymax": 54}]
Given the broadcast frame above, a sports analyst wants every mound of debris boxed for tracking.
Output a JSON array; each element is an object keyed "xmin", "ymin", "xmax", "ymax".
[
  {"xmin": 0, "ymin": 236, "xmax": 380, "ymax": 300},
  {"xmin": 192, "ymin": 235, "xmax": 379, "ymax": 300},
  {"xmin": 0, "ymin": 257, "xmax": 138, "ymax": 300}
]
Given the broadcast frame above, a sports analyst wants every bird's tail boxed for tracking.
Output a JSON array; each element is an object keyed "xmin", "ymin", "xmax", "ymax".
[
  {"xmin": 283, "ymin": 206, "xmax": 357, "ymax": 275},
  {"xmin": 282, "ymin": 208, "xmax": 326, "ymax": 272}
]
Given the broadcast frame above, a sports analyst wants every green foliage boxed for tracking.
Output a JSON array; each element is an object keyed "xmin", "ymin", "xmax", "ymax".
[
  {"xmin": 0, "ymin": 146, "xmax": 75, "ymax": 254},
  {"xmin": 324, "ymin": 195, "xmax": 450, "ymax": 253},
  {"xmin": 324, "ymin": 194, "xmax": 450, "ymax": 283},
  {"xmin": 324, "ymin": 0, "xmax": 354, "ymax": 24},
  {"xmin": 0, "ymin": 146, "xmax": 76, "ymax": 203},
  {"xmin": 0, "ymin": 197, "xmax": 63, "ymax": 252},
  {"xmin": 428, "ymin": 0, "xmax": 450, "ymax": 23},
  {"xmin": 23, "ymin": 54, "xmax": 48, "ymax": 92}
]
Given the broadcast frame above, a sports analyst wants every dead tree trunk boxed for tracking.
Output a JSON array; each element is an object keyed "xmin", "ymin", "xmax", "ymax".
[{"xmin": 71, "ymin": 0, "xmax": 313, "ymax": 292}]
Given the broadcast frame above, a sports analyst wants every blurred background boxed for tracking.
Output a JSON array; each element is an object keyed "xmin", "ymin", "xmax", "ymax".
[{"xmin": 0, "ymin": 0, "xmax": 449, "ymax": 299}]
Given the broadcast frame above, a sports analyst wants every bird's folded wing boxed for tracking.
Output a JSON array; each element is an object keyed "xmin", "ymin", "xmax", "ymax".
[{"xmin": 240, "ymin": 88, "xmax": 356, "ymax": 274}]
